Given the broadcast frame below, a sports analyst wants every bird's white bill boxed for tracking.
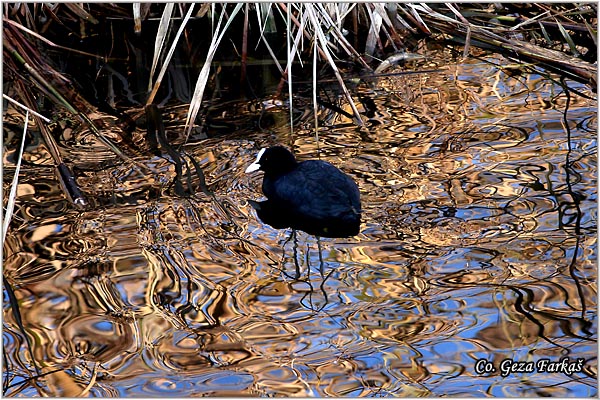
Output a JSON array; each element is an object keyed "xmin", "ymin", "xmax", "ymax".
[
  {"xmin": 245, "ymin": 162, "xmax": 260, "ymax": 173},
  {"xmin": 245, "ymin": 148, "xmax": 266, "ymax": 173}
]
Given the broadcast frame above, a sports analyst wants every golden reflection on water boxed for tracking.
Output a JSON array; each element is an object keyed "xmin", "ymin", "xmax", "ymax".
[{"xmin": 3, "ymin": 52, "xmax": 597, "ymax": 396}]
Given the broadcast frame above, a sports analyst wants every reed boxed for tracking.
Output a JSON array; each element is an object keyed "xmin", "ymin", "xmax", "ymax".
[{"xmin": 2, "ymin": 2, "xmax": 597, "ymax": 212}]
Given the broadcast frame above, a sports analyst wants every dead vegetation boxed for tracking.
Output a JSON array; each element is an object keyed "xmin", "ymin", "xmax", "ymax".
[{"xmin": 2, "ymin": 2, "xmax": 597, "ymax": 225}]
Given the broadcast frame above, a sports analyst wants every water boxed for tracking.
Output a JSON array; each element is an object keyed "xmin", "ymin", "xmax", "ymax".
[{"xmin": 3, "ymin": 53, "xmax": 597, "ymax": 396}]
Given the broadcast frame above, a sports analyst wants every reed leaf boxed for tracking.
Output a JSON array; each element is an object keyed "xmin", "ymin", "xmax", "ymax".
[
  {"xmin": 254, "ymin": 4, "xmax": 283, "ymax": 74},
  {"xmin": 256, "ymin": 2, "xmax": 277, "ymax": 35},
  {"xmin": 63, "ymin": 3, "xmax": 98, "ymax": 24},
  {"xmin": 536, "ymin": 21, "xmax": 552, "ymax": 46},
  {"xmin": 184, "ymin": 3, "xmax": 244, "ymax": 139},
  {"xmin": 3, "ymin": 18, "xmax": 105, "ymax": 59},
  {"xmin": 581, "ymin": 17, "xmax": 597, "ymax": 46},
  {"xmin": 510, "ymin": 11, "xmax": 550, "ymax": 30},
  {"xmin": 402, "ymin": 4, "xmax": 431, "ymax": 34},
  {"xmin": 146, "ymin": 3, "xmax": 190, "ymax": 105},
  {"xmin": 286, "ymin": 3, "xmax": 295, "ymax": 138},
  {"xmin": 364, "ymin": 4, "xmax": 382, "ymax": 58},
  {"xmin": 314, "ymin": 4, "xmax": 370, "ymax": 69},
  {"xmin": 305, "ymin": 4, "xmax": 363, "ymax": 126},
  {"xmin": 555, "ymin": 18, "xmax": 580, "ymax": 57},
  {"xmin": 312, "ymin": 20, "xmax": 319, "ymax": 148},
  {"xmin": 373, "ymin": 3, "xmax": 399, "ymax": 49},
  {"xmin": 133, "ymin": 3, "xmax": 142, "ymax": 33},
  {"xmin": 3, "ymin": 111, "xmax": 28, "ymax": 245},
  {"xmin": 148, "ymin": 3, "xmax": 175, "ymax": 92}
]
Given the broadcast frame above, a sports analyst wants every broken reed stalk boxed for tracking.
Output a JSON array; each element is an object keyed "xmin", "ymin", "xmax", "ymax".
[
  {"xmin": 410, "ymin": 4, "xmax": 596, "ymax": 87},
  {"xmin": 11, "ymin": 80, "xmax": 87, "ymax": 207},
  {"xmin": 4, "ymin": 38, "xmax": 137, "ymax": 166},
  {"xmin": 436, "ymin": 17, "xmax": 595, "ymax": 86},
  {"xmin": 3, "ymin": 18, "xmax": 106, "ymax": 59}
]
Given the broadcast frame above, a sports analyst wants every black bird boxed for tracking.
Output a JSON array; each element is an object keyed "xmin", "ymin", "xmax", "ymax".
[{"xmin": 245, "ymin": 146, "xmax": 361, "ymax": 238}]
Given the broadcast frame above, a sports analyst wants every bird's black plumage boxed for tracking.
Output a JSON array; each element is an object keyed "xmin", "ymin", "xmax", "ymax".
[{"xmin": 246, "ymin": 146, "xmax": 361, "ymax": 237}]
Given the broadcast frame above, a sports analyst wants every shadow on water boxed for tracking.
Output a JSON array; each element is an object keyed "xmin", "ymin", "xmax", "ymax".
[{"xmin": 3, "ymin": 49, "xmax": 597, "ymax": 396}]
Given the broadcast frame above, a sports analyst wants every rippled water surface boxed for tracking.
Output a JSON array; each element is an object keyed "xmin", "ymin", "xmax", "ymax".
[{"xmin": 3, "ymin": 54, "xmax": 597, "ymax": 396}]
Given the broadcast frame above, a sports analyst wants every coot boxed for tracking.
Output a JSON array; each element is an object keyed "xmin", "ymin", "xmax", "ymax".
[{"xmin": 245, "ymin": 146, "xmax": 361, "ymax": 237}]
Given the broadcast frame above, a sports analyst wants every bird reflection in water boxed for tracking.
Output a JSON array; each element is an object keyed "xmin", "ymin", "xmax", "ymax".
[
  {"xmin": 246, "ymin": 200, "xmax": 342, "ymax": 311},
  {"xmin": 247, "ymin": 199, "xmax": 361, "ymax": 238}
]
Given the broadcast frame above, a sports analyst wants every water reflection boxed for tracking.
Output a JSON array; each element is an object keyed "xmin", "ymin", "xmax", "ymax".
[
  {"xmin": 248, "ymin": 199, "xmax": 361, "ymax": 238},
  {"xmin": 3, "ymin": 54, "xmax": 597, "ymax": 396}
]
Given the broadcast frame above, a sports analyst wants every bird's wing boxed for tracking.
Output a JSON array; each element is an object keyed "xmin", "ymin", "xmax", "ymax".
[{"xmin": 271, "ymin": 161, "xmax": 359, "ymax": 219}]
